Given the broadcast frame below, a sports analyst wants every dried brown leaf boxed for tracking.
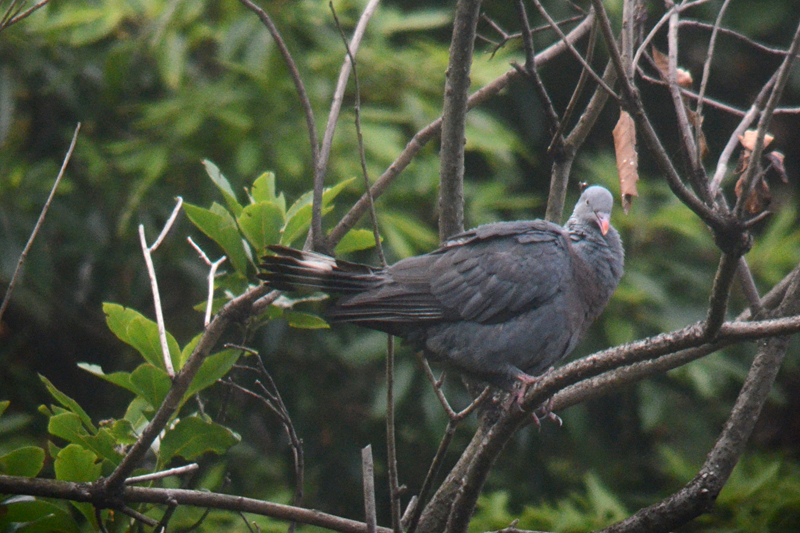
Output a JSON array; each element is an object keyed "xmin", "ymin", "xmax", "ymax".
[
  {"xmin": 738, "ymin": 129, "xmax": 774, "ymax": 151},
  {"xmin": 613, "ymin": 110, "xmax": 639, "ymax": 214},
  {"xmin": 652, "ymin": 47, "xmax": 669, "ymax": 80},
  {"xmin": 676, "ymin": 68, "xmax": 693, "ymax": 88}
]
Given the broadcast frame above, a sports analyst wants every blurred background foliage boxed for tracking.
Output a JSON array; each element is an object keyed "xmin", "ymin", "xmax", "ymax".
[{"xmin": 2, "ymin": 0, "xmax": 800, "ymax": 531}]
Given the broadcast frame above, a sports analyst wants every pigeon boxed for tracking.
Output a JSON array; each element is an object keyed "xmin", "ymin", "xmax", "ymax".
[{"xmin": 258, "ymin": 185, "xmax": 624, "ymax": 393}]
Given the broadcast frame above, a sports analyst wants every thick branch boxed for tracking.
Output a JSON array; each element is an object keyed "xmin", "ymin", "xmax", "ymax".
[
  {"xmin": 438, "ymin": 0, "xmax": 481, "ymax": 242},
  {"xmin": 0, "ymin": 476, "xmax": 391, "ymax": 533}
]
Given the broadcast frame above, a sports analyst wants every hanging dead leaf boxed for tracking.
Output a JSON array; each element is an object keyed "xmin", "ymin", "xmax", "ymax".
[
  {"xmin": 652, "ymin": 47, "xmax": 669, "ymax": 80},
  {"xmin": 766, "ymin": 151, "xmax": 788, "ymax": 183},
  {"xmin": 735, "ymin": 174, "xmax": 772, "ymax": 214},
  {"xmin": 676, "ymin": 68, "xmax": 693, "ymax": 88},
  {"xmin": 651, "ymin": 47, "xmax": 692, "ymax": 88},
  {"xmin": 738, "ymin": 129, "xmax": 774, "ymax": 151},
  {"xmin": 686, "ymin": 109, "xmax": 709, "ymax": 159},
  {"xmin": 613, "ymin": 110, "xmax": 639, "ymax": 214}
]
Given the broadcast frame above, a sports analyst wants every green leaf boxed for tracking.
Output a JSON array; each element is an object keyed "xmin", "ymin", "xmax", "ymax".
[
  {"xmin": 250, "ymin": 172, "xmax": 285, "ymax": 213},
  {"xmin": 129, "ymin": 364, "xmax": 172, "ymax": 409},
  {"xmin": 158, "ymin": 30, "xmax": 186, "ymax": 90},
  {"xmin": 102, "ymin": 419, "xmax": 138, "ymax": 446},
  {"xmin": 186, "ymin": 349, "xmax": 242, "ymax": 398},
  {"xmin": 102, "ymin": 303, "xmax": 181, "ymax": 371},
  {"xmin": 47, "ymin": 412, "xmax": 121, "ymax": 465},
  {"xmin": 0, "ymin": 446, "xmax": 45, "ymax": 477},
  {"xmin": 54, "ymin": 444, "xmax": 101, "ymax": 483},
  {"xmin": 281, "ymin": 178, "xmax": 355, "ymax": 245},
  {"xmin": 0, "ymin": 498, "xmax": 79, "ymax": 533},
  {"xmin": 237, "ymin": 201, "xmax": 284, "ymax": 254},
  {"xmin": 284, "ymin": 310, "xmax": 330, "ymax": 329},
  {"xmin": 335, "ymin": 229, "xmax": 380, "ymax": 254},
  {"xmin": 78, "ymin": 363, "xmax": 137, "ymax": 396},
  {"xmin": 39, "ymin": 375, "xmax": 96, "ymax": 433},
  {"xmin": 203, "ymin": 159, "xmax": 242, "ymax": 217},
  {"xmin": 184, "ymin": 202, "xmax": 250, "ymax": 275},
  {"xmin": 159, "ymin": 416, "xmax": 240, "ymax": 463},
  {"xmin": 0, "ymin": 400, "xmax": 8, "ymax": 417}
]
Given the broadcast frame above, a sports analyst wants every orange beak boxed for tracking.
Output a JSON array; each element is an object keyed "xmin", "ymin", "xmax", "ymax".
[{"xmin": 596, "ymin": 212, "xmax": 610, "ymax": 236}]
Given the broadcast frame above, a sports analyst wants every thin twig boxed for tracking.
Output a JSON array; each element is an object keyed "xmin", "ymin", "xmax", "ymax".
[
  {"xmin": 0, "ymin": 123, "xmax": 80, "ymax": 324},
  {"xmin": 515, "ymin": 0, "xmax": 561, "ymax": 137},
  {"xmin": 733, "ymin": 19, "xmax": 800, "ymax": 218},
  {"xmin": 0, "ymin": 0, "xmax": 53, "ymax": 31},
  {"xmin": 309, "ymin": 0, "xmax": 381, "ymax": 252},
  {"xmin": 125, "ymin": 464, "xmax": 199, "ymax": 485},
  {"xmin": 709, "ymin": 71, "xmax": 777, "ymax": 195},
  {"xmin": 187, "ymin": 236, "xmax": 227, "ymax": 327},
  {"xmin": 139, "ymin": 197, "xmax": 184, "ymax": 377},
  {"xmin": 530, "ymin": 0, "xmax": 619, "ymax": 102},
  {"xmin": 237, "ymin": 0, "xmax": 320, "ymax": 238},
  {"xmin": 694, "ymin": 0, "xmax": 732, "ymax": 134}
]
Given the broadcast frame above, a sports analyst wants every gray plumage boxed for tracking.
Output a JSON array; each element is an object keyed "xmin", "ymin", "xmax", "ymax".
[{"xmin": 259, "ymin": 186, "xmax": 624, "ymax": 391}]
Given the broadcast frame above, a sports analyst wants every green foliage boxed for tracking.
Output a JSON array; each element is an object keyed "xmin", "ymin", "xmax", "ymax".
[{"xmin": 471, "ymin": 473, "xmax": 628, "ymax": 533}]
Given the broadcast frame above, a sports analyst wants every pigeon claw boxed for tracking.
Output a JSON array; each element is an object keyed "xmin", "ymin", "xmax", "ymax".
[{"xmin": 507, "ymin": 369, "xmax": 562, "ymax": 429}]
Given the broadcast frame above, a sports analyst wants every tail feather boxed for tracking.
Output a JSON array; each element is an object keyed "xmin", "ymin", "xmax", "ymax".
[{"xmin": 258, "ymin": 245, "xmax": 382, "ymax": 294}]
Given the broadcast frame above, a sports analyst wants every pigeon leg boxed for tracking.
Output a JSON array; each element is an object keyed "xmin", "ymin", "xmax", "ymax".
[{"xmin": 507, "ymin": 368, "xmax": 562, "ymax": 428}]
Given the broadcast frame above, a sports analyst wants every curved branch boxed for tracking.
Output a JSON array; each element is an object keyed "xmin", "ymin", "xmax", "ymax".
[{"xmin": 0, "ymin": 476, "xmax": 391, "ymax": 533}]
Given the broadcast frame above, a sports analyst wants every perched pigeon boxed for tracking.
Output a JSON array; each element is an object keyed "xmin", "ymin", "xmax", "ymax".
[{"xmin": 259, "ymin": 185, "xmax": 624, "ymax": 392}]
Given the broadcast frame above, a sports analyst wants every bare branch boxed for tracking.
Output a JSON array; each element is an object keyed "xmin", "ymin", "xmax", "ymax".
[
  {"xmin": 0, "ymin": 476, "xmax": 393, "ymax": 533},
  {"xmin": 530, "ymin": 0, "xmax": 619, "ymax": 102},
  {"xmin": 362, "ymin": 445, "xmax": 377, "ymax": 533},
  {"xmin": 0, "ymin": 123, "xmax": 80, "ymax": 324},
  {"xmin": 309, "ymin": 0, "xmax": 380, "ymax": 252},
  {"xmin": 125, "ymin": 464, "xmax": 199, "ymax": 485},
  {"xmin": 733, "ymin": 19, "xmax": 800, "ymax": 218},
  {"xmin": 237, "ymin": 0, "xmax": 320, "ymax": 226},
  {"xmin": 138, "ymin": 197, "xmax": 184, "ymax": 377},
  {"xmin": 0, "ymin": 0, "xmax": 53, "ymax": 31},
  {"xmin": 438, "ymin": 0, "xmax": 481, "ymax": 242},
  {"xmin": 187, "ymin": 236, "xmax": 227, "ymax": 327}
]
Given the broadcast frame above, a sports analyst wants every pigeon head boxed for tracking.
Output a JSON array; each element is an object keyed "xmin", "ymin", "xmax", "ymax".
[{"xmin": 570, "ymin": 185, "xmax": 614, "ymax": 235}]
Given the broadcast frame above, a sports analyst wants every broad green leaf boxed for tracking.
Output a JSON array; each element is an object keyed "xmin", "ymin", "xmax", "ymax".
[
  {"xmin": 54, "ymin": 445, "xmax": 103, "ymax": 527},
  {"xmin": 158, "ymin": 30, "xmax": 186, "ymax": 90},
  {"xmin": 184, "ymin": 202, "xmax": 250, "ymax": 275},
  {"xmin": 48, "ymin": 412, "xmax": 88, "ymax": 445},
  {"xmin": 251, "ymin": 172, "xmax": 285, "ymax": 213},
  {"xmin": 284, "ymin": 310, "xmax": 329, "ymax": 329},
  {"xmin": 78, "ymin": 363, "xmax": 137, "ymax": 396},
  {"xmin": 282, "ymin": 178, "xmax": 355, "ymax": 245},
  {"xmin": 237, "ymin": 201, "xmax": 284, "ymax": 254},
  {"xmin": 102, "ymin": 303, "xmax": 181, "ymax": 371},
  {"xmin": 39, "ymin": 375, "xmax": 96, "ymax": 433},
  {"xmin": 281, "ymin": 203, "xmax": 333, "ymax": 246},
  {"xmin": 102, "ymin": 418, "xmax": 137, "ymax": 446},
  {"xmin": 186, "ymin": 349, "xmax": 242, "ymax": 398},
  {"xmin": 159, "ymin": 416, "xmax": 240, "ymax": 463},
  {"xmin": 48, "ymin": 412, "xmax": 120, "ymax": 465},
  {"xmin": 129, "ymin": 364, "xmax": 172, "ymax": 409},
  {"xmin": 0, "ymin": 446, "xmax": 45, "ymax": 477},
  {"xmin": 0, "ymin": 498, "xmax": 79, "ymax": 533},
  {"xmin": 335, "ymin": 229, "xmax": 380, "ymax": 254},
  {"xmin": 203, "ymin": 159, "xmax": 242, "ymax": 217},
  {"xmin": 54, "ymin": 444, "xmax": 101, "ymax": 483}
]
